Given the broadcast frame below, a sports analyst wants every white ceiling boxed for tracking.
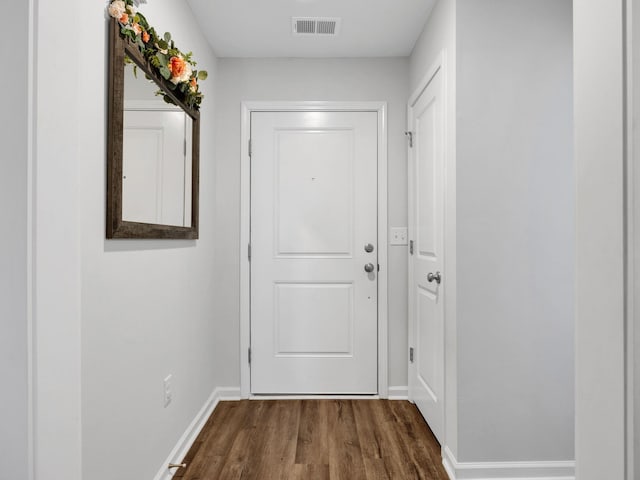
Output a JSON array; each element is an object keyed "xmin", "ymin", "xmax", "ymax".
[{"xmin": 186, "ymin": 0, "xmax": 436, "ymax": 58}]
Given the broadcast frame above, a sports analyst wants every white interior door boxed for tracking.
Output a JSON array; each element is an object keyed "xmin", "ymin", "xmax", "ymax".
[
  {"xmin": 408, "ymin": 67, "xmax": 445, "ymax": 442},
  {"xmin": 250, "ymin": 111, "xmax": 378, "ymax": 394}
]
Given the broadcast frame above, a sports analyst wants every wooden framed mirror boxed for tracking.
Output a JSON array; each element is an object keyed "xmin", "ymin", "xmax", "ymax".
[{"xmin": 107, "ymin": 18, "xmax": 200, "ymax": 239}]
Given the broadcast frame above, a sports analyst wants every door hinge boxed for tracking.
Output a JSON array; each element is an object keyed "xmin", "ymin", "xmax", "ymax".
[
  {"xmin": 248, "ymin": 244, "xmax": 251, "ymax": 261},
  {"xmin": 248, "ymin": 139, "xmax": 252, "ymax": 157},
  {"xmin": 409, "ymin": 240, "xmax": 414, "ymax": 255},
  {"xmin": 248, "ymin": 347, "xmax": 251, "ymax": 364},
  {"xmin": 409, "ymin": 347, "xmax": 414, "ymax": 363},
  {"xmin": 405, "ymin": 131, "xmax": 413, "ymax": 148},
  {"xmin": 184, "ymin": 139, "xmax": 187, "ymax": 156}
]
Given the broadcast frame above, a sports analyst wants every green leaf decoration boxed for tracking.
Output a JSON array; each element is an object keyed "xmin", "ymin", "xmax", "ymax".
[
  {"xmin": 163, "ymin": 95, "xmax": 177, "ymax": 106},
  {"xmin": 149, "ymin": 56, "xmax": 161, "ymax": 69},
  {"xmin": 159, "ymin": 66, "xmax": 171, "ymax": 80},
  {"xmin": 108, "ymin": 0, "xmax": 207, "ymax": 109},
  {"xmin": 156, "ymin": 53, "xmax": 168, "ymax": 67},
  {"xmin": 137, "ymin": 13, "xmax": 149, "ymax": 28}
]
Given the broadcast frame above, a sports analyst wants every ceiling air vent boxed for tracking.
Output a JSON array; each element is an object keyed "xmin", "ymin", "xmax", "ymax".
[
  {"xmin": 292, "ymin": 17, "xmax": 341, "ymax": 36},
  {"xmin": 316, "ymin": 20, "xmax": 337, "ymax": 35}
]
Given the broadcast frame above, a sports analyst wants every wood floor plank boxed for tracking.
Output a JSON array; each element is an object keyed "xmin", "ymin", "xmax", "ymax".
[
  {"xmin": 181, "ymin": 455, "xmax": 226, "ymax": 480},
  {"xmin": 200, "ymin": 401, "xmax": 248, "ymax": 456},
  {"xmin": 174, "ymin": 401, "xmax": 249, "ymax": 479},
  {"xmin": 189, "ymin": 401, "xmax": 265, "ymax": 479},
  {"xmin": 178, "ymin": 400, "xmax": 449, "ymax": 480},
  {"xmin": 354, "ymin": 400, "xmax": 419, "ymax": 479},
  {"xmin": 327, "ymin": 400, "xmax": 367, "ymax": 480},
  {"xmin": 361, "ymin": 457, "xmax": 395, "ymax": 480},
  {"xmin": 217, "ymin": 400, "xmax": 276, "ymax": 479},
  {"xmin": 295, "ymin": 400, "xmax": 330, "ymax": 465},
  {"xmin": 351, "ymin": 401, "xmax": 383, "ymax": 460},
  {"xmin": 388, "ymin": 402, "xmax": 448, "ymax": 480},
  {"xmin": 285, "ymin": 463, "xmax": 331, "ymax": 480},
  {"xmin": 241, "ymin": 400, "xmax": 301, "ymax": 480}
]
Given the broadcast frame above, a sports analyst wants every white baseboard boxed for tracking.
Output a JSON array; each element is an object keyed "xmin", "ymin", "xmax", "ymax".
[
  {"xmin": 153, "ymin": 386, "xmax": 241, "ymax": 480},
  {"xmin": 442, "ymin": 447, "xmax": 575, "ymax": 480},
  {"xmin": 249, "ymin": 394, "xmax": 381, "ymax": 400},
  {"xmin": 248, "ymin": 387, "xmax": 409, "ymax": 401},
  {"xmin": 387, "ymin": 385, "xmax": 409, "ymax": 400}
]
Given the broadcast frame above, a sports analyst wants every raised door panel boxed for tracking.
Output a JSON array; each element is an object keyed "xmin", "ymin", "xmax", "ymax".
[
  {"xmin": 275, "ymin": 283, "xmax": 354, "ymax": 356},
  {"xmin": 275, "ymin": 129, "xmax": 354, "ymax": 257},
  {"xmin": 416, "ymin": 97, "xmax": 438, "ymax": 261}
]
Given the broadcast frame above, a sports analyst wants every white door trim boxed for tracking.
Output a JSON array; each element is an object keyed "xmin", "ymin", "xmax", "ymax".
[
  {"xmin": 627, "ymin": 0, "xmax": 637, "ymax": 477},
  {"xmin": 240, "ymin": 101, "xmax": 388, "ymax": 398},
  {"xmin": 575, "ymin": 2, "xmax": 627, "ymax": 479}
]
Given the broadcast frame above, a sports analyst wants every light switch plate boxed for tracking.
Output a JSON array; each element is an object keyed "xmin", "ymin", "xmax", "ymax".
[{"xmin": 390, "ymin": 227, "xmax": 408, "ymax": 246}]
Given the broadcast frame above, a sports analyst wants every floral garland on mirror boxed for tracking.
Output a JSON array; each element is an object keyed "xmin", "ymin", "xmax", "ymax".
[{"xmin": 107, "ymin": 0, "xmax": 208, "ymax": 110}]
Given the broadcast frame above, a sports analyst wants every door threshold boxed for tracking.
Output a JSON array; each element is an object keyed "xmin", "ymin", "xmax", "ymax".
[{"xmin": 249, "ymin": 394, "xmax": 381, "ymax": 400}]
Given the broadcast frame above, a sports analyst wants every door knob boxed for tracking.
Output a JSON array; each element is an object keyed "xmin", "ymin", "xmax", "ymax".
[
  {"xmin": 364, "ymin": 263, "xmax": 375, "ymax": 273},
  {"xmin": 427, "ymin": 271, "xmax": 441, "ymax": 284}
]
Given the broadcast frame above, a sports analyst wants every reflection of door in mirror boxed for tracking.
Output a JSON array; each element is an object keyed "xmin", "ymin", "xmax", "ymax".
[{"xmin": 121, "ymin": 57, "xmax": 193, "ymax": 227}]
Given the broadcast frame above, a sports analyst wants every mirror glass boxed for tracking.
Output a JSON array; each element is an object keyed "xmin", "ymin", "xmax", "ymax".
[{"xmin": 122, "ymin": 56, "xmax": 193, "ymax": 227}]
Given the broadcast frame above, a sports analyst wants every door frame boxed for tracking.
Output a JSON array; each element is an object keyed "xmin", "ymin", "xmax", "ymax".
[
  {"xmin": 239, "ymin": 101, "xmax": 389, "ymax": 398},
  {"xmin": 627, "ymin": 0, "xmax": 637, "ymax": 476}
]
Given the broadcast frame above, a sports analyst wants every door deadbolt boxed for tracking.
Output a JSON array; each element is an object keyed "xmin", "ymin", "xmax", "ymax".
[{"xmin": 364, "ymin": 243, "xmax": 375, "ymax": 253}]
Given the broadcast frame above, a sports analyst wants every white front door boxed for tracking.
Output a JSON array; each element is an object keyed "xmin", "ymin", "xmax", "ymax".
[
  {"xmin": 408, "ymin": 66, "xmax": 445, "ymax": 442},
  {"xmin": 250, "ymin": 111, "xmax": 378, "ymax": 394}
]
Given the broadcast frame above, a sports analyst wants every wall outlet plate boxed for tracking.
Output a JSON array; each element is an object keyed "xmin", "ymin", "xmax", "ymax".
[
  {"xmin": 390, "ymin": 227, "xmax": 408, "ymax": 246},
  {"xmin": 163, "ymin": 374, "xmax": 172, "ymax": 408}
]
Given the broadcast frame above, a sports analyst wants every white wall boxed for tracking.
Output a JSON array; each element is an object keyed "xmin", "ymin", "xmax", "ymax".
[
  {"xmin": 78, "ymin": 2, "xmax": 218, "ymax": 478},
  {"xmin": 409, "ymin": 0, "xmax": 459, "ymax": 457},
  {"xmin": 1, "ymin": 1, "xmax": 30, "ymax": 478},
  {"xmin": 26, "ymin": 1, "xmax": 219, "ymax": 479},
  {"xmin": 34, "ymin": 0, "xmax": 83, "ymax": 476},
  {"xmin": 410, "ymin": 0, "xmax": 456, "ymax": 91},
  {"xmin": 410, "ymin": 0, "xmax": 574, "ymax": 468},
  {"xmin": 213, "ymin": 57, "xmax": 410, "ymax": 389},
  {"xmin": 456, "ymin": 0, "xmax": 574, "ymax": 463},
  {"xmin": 574, "ymin": 0, "xmax": 626, "ymax": 478}
]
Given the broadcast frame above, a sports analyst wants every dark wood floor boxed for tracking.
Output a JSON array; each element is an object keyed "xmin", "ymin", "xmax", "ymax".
[{"xmin": 173, "ymin": 400, "xmax": 449, "ymax": 480}]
